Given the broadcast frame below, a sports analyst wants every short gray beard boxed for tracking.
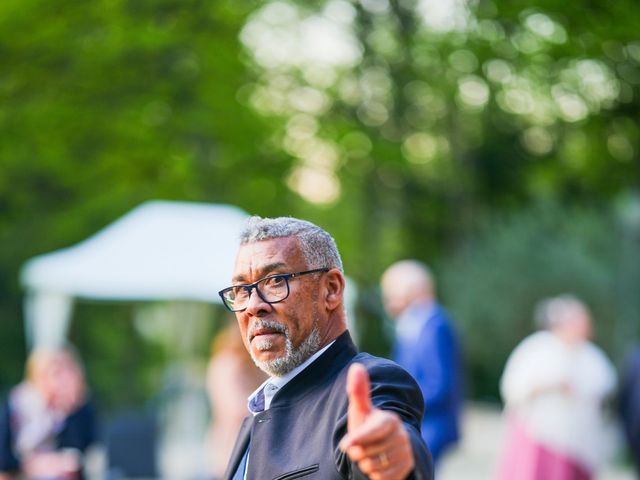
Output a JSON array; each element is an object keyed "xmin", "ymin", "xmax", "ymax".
[{"xmin": 248, "ymin": 318, "xmax": 321, "ymax": 377}]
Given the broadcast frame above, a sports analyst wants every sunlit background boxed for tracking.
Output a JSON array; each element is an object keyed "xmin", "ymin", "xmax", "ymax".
[{"xmin": 1, "ymin": 0, "xmax": 639, "ymax": 477}]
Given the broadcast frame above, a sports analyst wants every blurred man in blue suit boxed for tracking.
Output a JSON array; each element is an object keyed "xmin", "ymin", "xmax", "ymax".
[{"xmin": 381, "ymin": 260, "xmax": 462, "ymax": 467}]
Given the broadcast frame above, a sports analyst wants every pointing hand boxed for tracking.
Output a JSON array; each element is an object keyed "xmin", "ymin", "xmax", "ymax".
[{"xmin": 340, "ymin": 363, "xmax": 415, "ymax": 480}]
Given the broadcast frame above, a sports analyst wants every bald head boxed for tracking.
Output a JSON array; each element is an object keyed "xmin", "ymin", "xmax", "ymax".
[{"xmin": 380, "ymin": 260, "xmax": 435, "ymax": 319}]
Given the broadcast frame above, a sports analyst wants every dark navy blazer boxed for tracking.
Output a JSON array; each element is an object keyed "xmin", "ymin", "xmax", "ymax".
[{"xmin": 223, "ymin": 331, "xmax": 433, "ymax": 480}]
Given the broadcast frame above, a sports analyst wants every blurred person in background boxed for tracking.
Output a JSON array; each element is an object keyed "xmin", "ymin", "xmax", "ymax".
[
  {"xmin": 380, "ymin": 260, "xmax": 462, "ymax": 467},
  {"xmin": 619, "ymin": 344, "xmax": 640, "ymax": 475},
  {"xmin": 205, "ymin": 321, "xmax": 266, "ymax": 479},
  {"xmin": 0, "ymin": 346, "xmax": 97, "ymax": 480},
  {"xmin": 497, "ymin": 294, "xmax": 617, "ymax": 480}
]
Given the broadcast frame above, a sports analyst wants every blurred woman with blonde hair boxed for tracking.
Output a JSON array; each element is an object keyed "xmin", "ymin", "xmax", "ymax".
[{"xmin": 0, "ymin": 346, "xmax": 97, "ymax": 480}]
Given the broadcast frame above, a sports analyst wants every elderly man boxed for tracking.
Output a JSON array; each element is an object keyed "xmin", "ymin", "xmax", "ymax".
[
  {"xmin": 218, "ymin": 217, "xmax": 433, "ymax": 480},
  {"xmin": 380, "ymin": 261, "xmax": 461, "ymax": 467}
]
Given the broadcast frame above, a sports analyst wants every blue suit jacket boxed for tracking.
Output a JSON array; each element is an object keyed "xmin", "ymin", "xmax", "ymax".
[
  {"xmin": 223, "ymin": 331, "xmax": 433, "ymax": 480},
  {"xmin": 392, "ymin": 304, "xmax": 461, "ymax": 462}
]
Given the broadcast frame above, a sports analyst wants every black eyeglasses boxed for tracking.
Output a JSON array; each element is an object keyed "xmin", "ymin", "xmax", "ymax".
[{"xmin": 218, "ymin": 268, "xmax": 330, "ymax": 312}]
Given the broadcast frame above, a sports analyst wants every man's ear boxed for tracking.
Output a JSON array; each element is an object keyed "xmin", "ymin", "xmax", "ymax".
[{"xmin": 323, "ymin": 269, "xmax": 345, "ymax": 311}]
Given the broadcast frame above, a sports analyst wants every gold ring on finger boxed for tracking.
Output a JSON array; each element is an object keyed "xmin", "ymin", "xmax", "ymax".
[{"xmin": 378, "ymin": 451, "xmax": 389, "ymax": 468}]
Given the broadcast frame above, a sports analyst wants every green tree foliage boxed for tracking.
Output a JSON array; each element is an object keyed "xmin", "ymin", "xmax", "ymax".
[
  {"xmin": 0, "ymin": 0, "xmax": 291, "ymax": 399},
  {"xmin": 238, "ymin": 0, "xmax": 640, "ymax": 267}
]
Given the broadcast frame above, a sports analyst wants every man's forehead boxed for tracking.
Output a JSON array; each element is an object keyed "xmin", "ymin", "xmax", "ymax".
[{"xmin": 233, "ymin": 237, "xmax": 303, "ymax": 279}]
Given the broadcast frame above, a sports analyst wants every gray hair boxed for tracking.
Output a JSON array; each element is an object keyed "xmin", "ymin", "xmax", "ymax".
[
  {"xmin": 239, "ymin": 216, "xmax": 343, "ymax": 271},
  {"xmin": 534, "ymin": 294, "xmax": 588, "ymax": 330}
]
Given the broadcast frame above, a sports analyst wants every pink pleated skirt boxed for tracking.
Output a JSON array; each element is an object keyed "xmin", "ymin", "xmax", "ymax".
[{"xmin": 497, "ymin": 416, "xmax": 592, "ymax": 480}]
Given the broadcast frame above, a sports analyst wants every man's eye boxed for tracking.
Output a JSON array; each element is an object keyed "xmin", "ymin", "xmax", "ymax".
[
  {"xmin": 232, "ymin": 287, "xmax": 247, "ymax": 298},
  {"xmin": 267, "ymin": 276, "xmax": 286, "ymax": 287}
]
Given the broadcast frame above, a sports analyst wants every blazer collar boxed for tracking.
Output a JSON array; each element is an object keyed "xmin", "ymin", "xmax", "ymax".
[{"xmin": 222, "ymin": 415, "xmax": 253, "ymax": 480}]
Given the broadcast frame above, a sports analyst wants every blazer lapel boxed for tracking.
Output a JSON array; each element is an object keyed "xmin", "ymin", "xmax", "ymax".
[{"xmin": 222, "ymin": 415, "xmax": 253, "ymax": 480}]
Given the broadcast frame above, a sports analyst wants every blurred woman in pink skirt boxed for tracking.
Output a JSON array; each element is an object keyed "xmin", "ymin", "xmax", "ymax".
[{"xmin": 497, "ymin": 295, "xmax": 618, "ymax": 480}]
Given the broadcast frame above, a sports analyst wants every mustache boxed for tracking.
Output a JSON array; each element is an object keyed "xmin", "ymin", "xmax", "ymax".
[{"xmin": 247, "ymin": 319, "xmax": 288, "ymax": 340}]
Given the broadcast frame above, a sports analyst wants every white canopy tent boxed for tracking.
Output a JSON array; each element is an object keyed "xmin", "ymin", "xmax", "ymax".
[{"xmin": 20, "ymin": 200, "xmax": 250, "ymax": 348}]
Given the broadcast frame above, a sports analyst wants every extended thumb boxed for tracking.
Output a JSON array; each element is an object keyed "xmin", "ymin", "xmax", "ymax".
[{"xmin": 346, "ymin": 363, "xmax": 372, "ymax": 430}]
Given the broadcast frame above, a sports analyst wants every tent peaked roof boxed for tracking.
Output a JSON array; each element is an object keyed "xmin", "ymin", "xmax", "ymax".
[{"xmin": 21, "ymin": 200, "xmax": 249, "ymax": 302}]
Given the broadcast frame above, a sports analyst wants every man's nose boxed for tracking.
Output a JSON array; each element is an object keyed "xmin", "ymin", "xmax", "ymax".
[{"xmin": 244, "ymin": 286, "xmax": 271, "ymax": 316}]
